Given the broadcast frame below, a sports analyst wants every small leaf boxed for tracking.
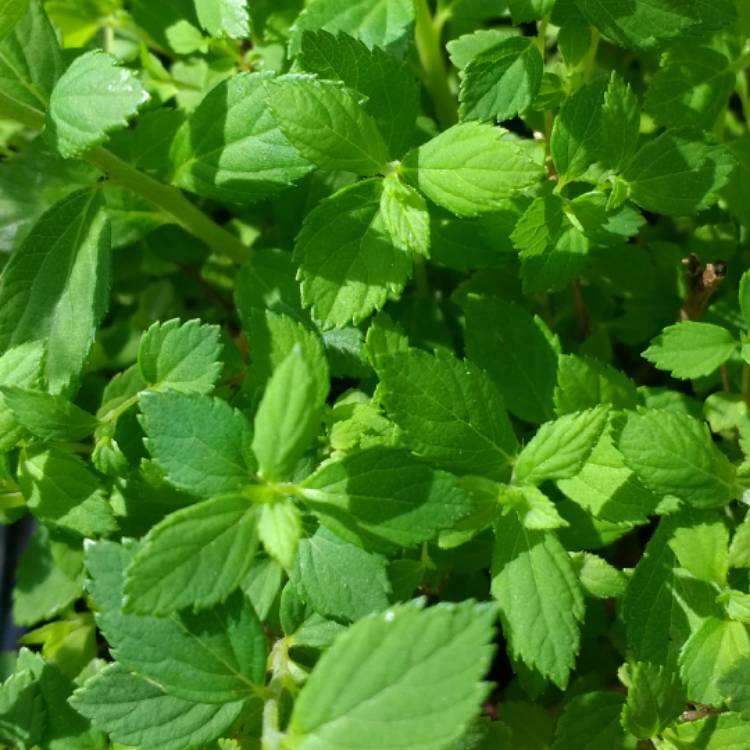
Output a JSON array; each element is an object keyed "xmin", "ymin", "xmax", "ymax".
[
  {"xmin": 258, "ymin": 500, "xmax": 302, "ymax": 570},
  {"xmin": 194, "ymin": 0, "xmax": 249, "ymax": 38},
  {"xmin": 622, "ymin": 661, "xmax": 687, "ymax": 739},
  {"xmin": 2, "ymin": 388, "xmax": 97, "ymax": 442},
  {"xmin": 380, "ymin": 173, "xmax": 430, "ymax": 257}
]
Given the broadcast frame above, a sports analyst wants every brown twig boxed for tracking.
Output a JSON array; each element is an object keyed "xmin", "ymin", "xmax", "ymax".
[{"xmin": 679, "ymin": 253, "xmax": 727, "ymax": 321}]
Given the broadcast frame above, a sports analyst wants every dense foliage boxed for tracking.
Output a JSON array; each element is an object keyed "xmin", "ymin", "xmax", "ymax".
[{"xmin": 1, "ymin": 0, "xmax": 750, "ymax": 748}]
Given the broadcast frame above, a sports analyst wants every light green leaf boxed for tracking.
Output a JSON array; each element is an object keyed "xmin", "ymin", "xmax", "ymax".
[
  {"xmin": 623, "ymin": 130, "xmax": 736, "ymax": 216},
  {"xmin": 138, "ymin": 318, "xmax": 223, "ymax": 395},
  {"xmin": 380, "ymin": 173, "xmax": 430, "ymax": 256},
  {"xmin": 0, "ymin": 342, "xmax": 45, "ymax": 451},
  {"xmin": 729, "ymin": 514, "xmax": 750, "ymax": 569},
  {"xmin": 447, "ymin": 28, "xmax": 517, "ymax": 70},
  {"xmin": 515, "ymin": 407, "xmax": 609, "ymax": 485},
  {"xmin": 291, "ymin": 527, "xmax": 391, "ymax": 622},
  {"xmin": 403, "ymin": 122, "xmax": 544, "ymax": 217},
  {"xmin": 617, "ymin": 410, "xmax": 737, "ymax": 509},
  {"xmin": 253, "ymin": 346, "xmax": 326, "ymax": 481},
  {"xmin": 194, "ymin": 0, "xmax": 249, "ymax": 38},
  {"xmin": 298, "ymin": 29, "xmax": 419, "ymax": 158},
  {"xmin": 377, "ymin": 348, "xmax": 517, "ymax": 478},
  {"xmin": 46, "ymin": 50, "xmax": 148, "ymax": 158},
  {"xmin": 0, "ymin": 190, "xmax": 110, "ymax": 394},
  {"xmin": 123, "ymin": 494, "xmax": 260, "ymax": 615},
  {"xmin": 570, "ymin": 552, "xmax": 627, "ymax": 599},
  {"xmin": 268, "ymin": 76, "xmax": 389, "ymax": 175},
  {"xmin": 718, "ymin": 655, "xmax": 750, "ymax": 719},
  {"xmin": 550, "ymin": 691, "xmax": 624, "ymax": 750},
  {"xmin": 19, "ymin": 447, "xmax": 116, "ymax": 537},
  {"xmin": 622, "ymin": 660, "xmax": 686, "ymax": 739},
  {"xmin": 499, "ymin": 485, "xmax": 568, "ymax": 530},
  {"xmin": 643, "ymin": 322, "xmax": 737, "ymax": 380},
  {"xmin": 0, "ymin": 0, "xmax": 29, "ymax": 39},
  {"xmin": 511, "ymin": 192, "xmax": 564, "ymax": 258},
  {"xmin": 668, "ymin": 512, "xmax": 729, "ymax": 586},
  {"xmin": 664, "ymin": 712, "xmax": 750, "ymax": 750},
  {"xmin": 170, "ymin": 72, "xmax": 313, "ymax": 203},
  {"xmin": 289, "ymin": 0, "xmax": 415, "ymax": 57},
  {"xmin": 0, "ymin": 0, "xmax": 63, "ymax": 111},
  {"xmin": 300, "ymin": 447, "xmax": 473, "ymax": 549},
  {"xmin": 258, "ymin": 500, "xmax": 302, "ymax": 570},
  {"xmin": 464, "ymin": 296, "xmax": 558, "ymax": 424},
  {"xmin": 70, "ymin": 663, "xmax": 244, "ymax": 750},
  {"xmin": 554, "ymin": 354, "xmax": 638, "ymax": 415},
  {"xmin": 679, "ymin": 617, "xmax": 750, "ymax": 706},
  {"xmin": 286, "ymin": 600, "xmax": 496, "ymax": 750},
  {"xmin": 294, "ymin": 180, "xmax": 412, "ymax": 329},
  {"xmin": 459, "ymin": 37, "xmax": 542, "ymax": 123},
  {"xmin": 140, "ymin": 391, "xmax": 255, "ymax": 498},
  {"xmin": 491, "ymin": 514, "xmax": 584, "ymax": 688},
  {"xmin": 86, "ymin": 541, "xmax": 266, "ymax": 704}
]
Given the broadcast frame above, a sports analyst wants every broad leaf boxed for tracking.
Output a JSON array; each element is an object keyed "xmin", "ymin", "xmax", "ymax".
[{"xmin": 194, "ymin": 0, "xmax": 249, "ymax": 38}]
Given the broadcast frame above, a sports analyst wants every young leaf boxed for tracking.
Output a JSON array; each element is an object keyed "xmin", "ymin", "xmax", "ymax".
[
  {"xmin": 70, "ymin": 663, "xmax": 245, "ymax": 750},
  {"xmin": 46, "ymin": 50, "xmax": 148, "ymax": 158},
  {"xmin": 668, "ymin": 513, "xmax": 729, "ymax": 586},
  {"xmin": 138, "ymin": 319, "xmax": 223, "ymax": 394},
  {"xmin": 549, "ymin": 692, "xmax": 624, "ymax": 750},
  {"xmin": 464, "ymin": 295, "xmax": 558, "ymax": 424},
  {"xmin": 258, "ymin": 500, "xmax": 302, "ymax": 570},
  {"xmin": 86, "ymin": 541, "xmax": 266, "ymax": 704},
  {"xmin": 570, "ymin": 552, "xmax": 627, "ymax": 599},
  {"xmin": 291, "ymin": 527, "xmax": 391, "ymax": 622},
  {"xmin": 377, "ymin": 348, "xmax": 517, "ymax": 477},
  {"xmin": 194, "ymin": 0, "xmax": 249, "ymax": 39},
  {"xmin": 379, "ymin": 173, "xmax": 430, "ymax": 257},
  {"xmin": 268, "ymin": 76, "xmax": 389, "ymax": 175},
  {"xmin": 617, "ymin": 410, "xmax": 737, "ymax": 509},
  {"xmin": 170, "ymin": 72, "xmax": 313, "ymax": 203},
  {"xmin": 643, "ymin": 321, "xmax": 737, "ymax": 380},
  {"xmin": 123, "ymin": 494, "xmax": 260, "ymax": 615},
  {"xmin": 0, "ymin": 0, "xmax": 64, "ymax": 111},
  {"xmin": 598, "ymin": 73, "xmax": 640, "ymax": 171},
  {"xmin": 403, "ymin": 122, "xmax": 544, "ymax": 217},
  {"xmin": 491, "ymin": 514, "xmax": 584, "ymax": 688},
  {"xmin": 459, "ymin": 37, "xmax": 543, "ymax": 123},
  {"xmin": 0, "ymin": 190, "xmax": 110, "ymax": 394},
  {"xmin": 298, "ymin": 30, "xmax": 419, "ymax": 158},
  {"xmin": 252, "ymin": 346, "xmax": 326, "ymax": 481},
  {"xmin": 299, "ymin": 447, "xmax": 472, "ymax": 549},
  {"xmin": 514, "ymin": 406, "xmax": 610, "ymax": 485},
  {"xmin": 140, "ymin": 391, "xmax": 255, "ymax": 498},
  {"xmin": 729, "ymin": 514, "xmax": 750, "ymax": 569},
  {"xmin": 499, "ymin": 485, "xmax": 568, "ymax": 531},
  {"xmin": 622, "ymin": 661, "xmax": 687, "ymax": 739},
  {"xmin": 286, "ymin": 600, "xmax": 496, "ymax": 750},
  {"xmin": 294, "ymin": 180, "xmax": 412, "ymax": 329}
]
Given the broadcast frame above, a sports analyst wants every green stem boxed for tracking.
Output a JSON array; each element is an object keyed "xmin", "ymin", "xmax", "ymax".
[
  {"xmin": 414, "ymin": 0, "xmax": 457, "ymax": 128},
  {"xmin": 581, "ymin": 28, "xmax": 601, "ymax": 81},
  {"xmin": 0, "ymin": 91, "xmax": 250, "ymax": 264}
]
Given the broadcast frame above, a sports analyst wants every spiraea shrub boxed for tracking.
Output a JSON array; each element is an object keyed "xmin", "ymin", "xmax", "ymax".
[{"xmin": 1, "ymin": 0, "xmax": 750, "ymax": 748}]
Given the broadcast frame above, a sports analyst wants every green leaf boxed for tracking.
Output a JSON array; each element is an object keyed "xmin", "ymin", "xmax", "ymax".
[
  {"xmin": 299, "ymin": 447, "xmax": 473, "ymax": 549},
  {"xmin": 622, "ymin": 660, "xmax": 687, "ymax": 739},
  {"xmin": 0, "ymin": 0, "xmax": 63, "ymax": 111},
  {"xmin": 379, "ymin": 173, "xmax": 430, "ymax": 256},
  {"xmin": 623, "ymin": 130, "xmax": 736, "ymax": 216},
  {"xmin": 514, "ymin": 407, "xmax": 610, "ymax": 485},
  {"xmin": 643, "ymin": 322, "xmax": 737, "ymax": 379},
  {"xmin": 668, "ymin": 512, "xmax": 729, "ymax": 586},
  {"xmin": 459, "ymin": 37, "xmax": 543, "ymax": 123},
  {"xmin": 403, "ymin": 122, "xmax": 544, "ymax": 217},
  {"xmin": 617, "ymin": 410, "xmax": 737, "ymax": 509},
  {"xmin": 447, "ymin": 28, "xmax": 517, "ymax": 70},
  {"xmin": 298, "ymin": 30, "xmax": 419, "ymax": 158},
  {"xmin": 268, "ymin": 76, "xmax": 389, "ymax": 175},
  {"xmin": 0, "ymin": 342, "xmax": 45, "ymax": 451},
  {"xmin": 194, "ymin": 0, "xmax": 249, "ymax": 38},
  {"xmin": 138, "ymin": 318, "xmax": 223, "ymax": 394},
  {"xmin": 554, "ymin": 354, "xmax": 638, "ymax": 415},
  {"xmin": 19, "ymin": 447, "xmax": 116, "ymax": 537},
  {"xmin": 0, "ymin": 0, "xmax": 29, "ymax": 39},
  {"xmin": 0, "ymin": 190, "xmax": 110, "ymax": 394},
  {"xmin": 598, "ymin": 73, "xmax": 640, "ymax": 172},
  {"xmin": 12, "ymin": 527, "xmax": 83, "ymax": 627},
  {"xmin": 507, "ymin": 0, "xmax": 554, "ymax": 22},
  {"xmin": 123, "ymin": 494, "xmax": 260, "ymax": 615},
  {"xmin": 294, "ymin": 180, "xmax": 412, "ymax": 329},
  {"xmin": 664, "ymin": 712, "xmax": 750, "ymax": 750},
  {"xmin": 729, "ymin": 514, "xmax": 750, "ymax": 569},
  {"xmin": 258, "ymin": 500, "xmax": 302, "ymax": 569},
  {"xmin": 511, "ymin": 192, "xmax": 564, "ymax": 258},
  {"xmin": 377, "ymin": 347, "xmax": 517, "ymax": 477},
  {"xmin": 679, "ymin": 617, "xmax": 750, "ymax": 706},
  {"xmin": 570, "ymin": 552, "xmax": 626, "ymax": 599},
  {"xmin": 46, "ymin": 50, "xmax": 148, "ymax": 158},
  {"xmin": 1, "ymin": 388, "xmax": 96, "ymax": 443},
  {"xmin": 491, "ymin": 514, "xmax": 584, "ymax": 688},
  {"xmin": 286, "ymin": 600, "xmax": 496, "ymax": 750},
  {"xmin": 718, "ymin": 655, "xmax": 750, "ymax": 719},
  {"xmin": 291, "ymin": 527, "xmax": 391, "ymax": 622},
  {"xmin": 549, "ymin": 691, "xmax": 624, "ymax": 750},
  {"xmin": 464, "ymin": 295, "xmax": 558, "ymax": 424},
  {"xmin": 289, "ymin": 0, "xmax": 415, "ymax": 57},
  {"xmin": 740, "ymin": 270, "xmax": 750, "ymax": 329},
  {"xmin": 170, "ymin": 72, "xmax": 313, "ymax": 203},
  {"xmin": 86, "ymin": 540, "xmax": 266, "ymax": 704},
  {"xmin": 253, "ymin": 346, "xmax": 326, "ymax": 481},
  {"xmin": 551, "ymin": 80, "xmax": 605, "ymax": 183},
  {"xmin": 70, "ymin": 663, "xmax": 244, "ymax": 750},
  {"xmin": 0, "ymin": 649, "xmax": 45, "ymax": 750},
  {"xmin": 140, "ymin": 391, "xmax": 255, "ymax": 498},
  {"xmin": 499, "ymin": 485, "xmax": 568, "ymax": 530}
]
